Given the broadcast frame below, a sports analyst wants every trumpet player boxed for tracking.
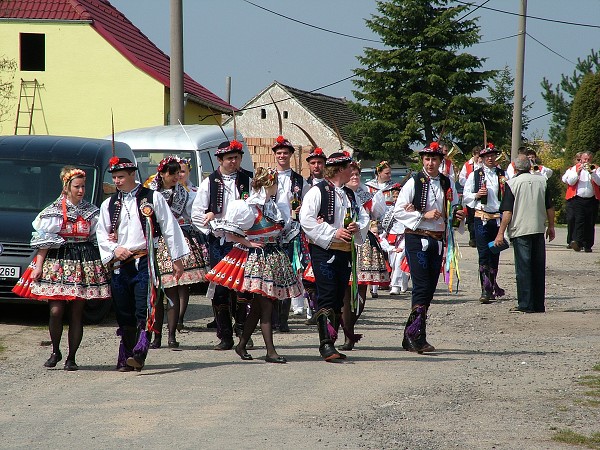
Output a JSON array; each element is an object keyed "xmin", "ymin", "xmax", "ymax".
[
  {"xmin": 463, "ymin": 143, "xmax": 507, "ymax": 304},
  {"xmin": 562, "ymin": 152, "xmax": 583, "ymax": 248},
  {"xmin": 563, "ymin": 151, "xmax": 600, "ymax": 253},
  {"xmin": 440, "ymin": 142, "xmax": 457, "ymax": 181},
  {"xmin": 526, "ymin": 150, "xmax": 553, "ymax": 179}
]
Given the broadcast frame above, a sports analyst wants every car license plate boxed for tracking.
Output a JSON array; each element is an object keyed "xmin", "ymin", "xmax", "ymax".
[{"xmin": 0, "ymin": 265, "xmax": 20, "ymax": 279}]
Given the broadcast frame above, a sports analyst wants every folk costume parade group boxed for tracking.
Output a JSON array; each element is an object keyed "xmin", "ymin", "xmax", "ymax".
[{"xmin": 12, "ymin": 127, "xmax": 599, "ymax": 371}]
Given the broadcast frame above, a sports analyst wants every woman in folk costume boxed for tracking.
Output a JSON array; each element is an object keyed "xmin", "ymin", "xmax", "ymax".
[
  {"xmin": 176, "ymin": 157, "xmax": 208, "ymax": 330},
  {"xmin": 393, "ymin": 142, "xmax": 464, "ymax": 354},
  {"xmin": 339, "ymin": 160, "xmax": 388, "ymax": 351},
  {"xmin": 463, "ymin": 143, "xmax": 507, "ymax": 304},
  {"xmin": 380, "ymin": 199, "xmax": 411, "ymax": 295},
  {"xmin": 144, "ymin": 156, "xmax": 208, "ymax": 348},
  {"xmin": 13, "ymin": 166, "xmax": 111, "ymax": 370},
  {"xmin": 205, "ymin": 167, "xmax": 302, "ymax": 363},
  {"xmin": 365, "ymin": 160, "xmax": 402, "ymax": 297}
]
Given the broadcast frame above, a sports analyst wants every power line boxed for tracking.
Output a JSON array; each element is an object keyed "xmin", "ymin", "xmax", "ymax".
[
  {"xmin": 478, "ymin": 33, "xmax": 520, "ymax": 44},
  {"xmin": 526, "ymin": 32, "xmax": 577, "ymax": 65},
  {"xmin": 240, "ymin": 0, "xmax": 381, "ymax": 43},
  {"xmin": 454, "ymin": 0, "xmax": 600, "ymax": 29}
]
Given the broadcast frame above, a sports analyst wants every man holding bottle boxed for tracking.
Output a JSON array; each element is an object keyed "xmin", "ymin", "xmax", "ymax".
[
  {"xmin": 463, "ymin": 143, "xmax": 507, "ymax": 304},
  {"xmin": 299, "ymin": 151, "xmax": 369, "ymax": 361}
]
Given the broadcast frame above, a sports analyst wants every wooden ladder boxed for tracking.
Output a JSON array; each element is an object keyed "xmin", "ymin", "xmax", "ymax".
[{"xmin": 14, "ymin": 79, "xmax": 39, "ymax": 135}]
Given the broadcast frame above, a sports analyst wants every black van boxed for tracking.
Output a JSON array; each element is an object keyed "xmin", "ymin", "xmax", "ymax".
[{"xmin": 0, "ymin": 135, "xmax": 136, "ymax": 323}]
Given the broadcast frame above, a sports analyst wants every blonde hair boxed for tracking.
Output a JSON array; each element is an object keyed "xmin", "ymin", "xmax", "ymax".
[{"xmin": 252, "ymin": 167, "xmax": 277, "ymax": 190}]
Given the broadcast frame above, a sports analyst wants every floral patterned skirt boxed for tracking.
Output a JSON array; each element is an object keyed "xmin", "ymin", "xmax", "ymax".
[
  {"xmin": 356, "ymin": 237, "xmax": 391, "ymax": 286},
  {"xmin": 205, "ymin": 243, "xmax": 302, "ymax": 300},
  {"xmin": 157, "ymin": 226, "xmax": 208, "ymax": 288},
  {"xmin": 12, "ymin": 241, "xmax": 111, "ymax": 301}
]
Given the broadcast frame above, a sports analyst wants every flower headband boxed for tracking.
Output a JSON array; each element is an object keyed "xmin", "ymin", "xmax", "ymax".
[
  {"xmin": 157, "ymin": 155, "xmax": 181, "ymax": 173},
  {"xmin": 62, "ymin": 168, "xmax": 86, "ymax": 187},
  {"xmin": 179, "ymin": 157, "xmax": 192, "ymax": 169}
]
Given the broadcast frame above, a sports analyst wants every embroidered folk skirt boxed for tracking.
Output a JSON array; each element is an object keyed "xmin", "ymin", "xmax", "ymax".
[
  {"xmin": 356, "ymin": 236, "xmax": 390, "ymax": 286},
  {"xmin": 12, "ymin": 241, "xmax": 111, "ymax": 301},
  {"xmin": 205, "ymin": 243, "xmax": 302, "ymax": 300},
  {"xmin": 157, "ymin": 226, "xmax": 208, "ymax": 288}
]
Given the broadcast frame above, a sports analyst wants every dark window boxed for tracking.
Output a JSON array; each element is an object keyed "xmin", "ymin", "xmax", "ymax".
[
  {"xmin": 20, "ymin": 33, "xmax": 45, "ymax": 71},
  {"xmin": 260, "ymin": 108, "xmax": 266, "ymax": 119},
  {"xmin": 283, "ymin": 111, "xmax": 289, "ymax": 119}
]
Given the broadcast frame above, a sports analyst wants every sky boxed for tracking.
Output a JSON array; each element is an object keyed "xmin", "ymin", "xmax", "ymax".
[{"xmin": 109, "ymin": 0, "xmax": 600, "ymax": 142}]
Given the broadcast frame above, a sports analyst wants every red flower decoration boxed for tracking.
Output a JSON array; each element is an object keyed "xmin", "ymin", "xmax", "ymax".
[
  {"xmin": 343, "ymin": 150, "xmax": 350, "ymax": 157},
  {"xmin": 314, "ymin": 147, "xmax": 323, "ymax": 154},
  {"xmin": 487, "ymin": 142, "xmax": 494, "ymax": 149},
  {"xmin": 446, "ymin": 188, "xmax": 453, "ymax": 201},
  {"xmin": 276, "ymin": 135, "xmax": 285, "ymax": 144},
  {"xmin": 230, "ymin": 140, "xmax": 243, "ymax": 150},
  {"xmin": 109, "ymin": 156, "xmax": 120, "ymax": 166}
]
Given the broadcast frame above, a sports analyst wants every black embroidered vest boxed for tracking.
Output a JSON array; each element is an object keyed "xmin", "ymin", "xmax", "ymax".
[
  {"xmin": 411, "ymin": 171, "xmax": 451, "ymax": 213},
  {"xmin": 207, "ymin": 169, "xmax": 251, "ymax": 215},
  {"xmin": 473, "ymin": 167, "xmax": 506, "ymax": 200},
  {"xmin": 317, "ymin": 181, "xmax": 358, "ymax": 224},
  {"xmin": 108, "ymin": 186, "xmax": 161, "ymax": 238}
]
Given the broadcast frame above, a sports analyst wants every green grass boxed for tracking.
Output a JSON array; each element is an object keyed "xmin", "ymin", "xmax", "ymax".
[
  {"xmin": 552, "ymin": 430, "xmax": 600, "ymax": 449},
  {"xmin": 0, "ymin": 340, "xmax": 6, "ymax": 354},
  {"xmin": 552, "ymin": 363, "xmax": 600, "ymax": 447}
]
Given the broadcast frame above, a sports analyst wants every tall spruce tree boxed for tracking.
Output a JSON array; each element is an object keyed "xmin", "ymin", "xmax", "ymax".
[
  {"xmin": 348, "ymin": 0, "xmax": 497, "ymax": 162},
  {"xmin": 541, "ymin": 49, "xmax": 600, "ymax": 150},
  {"xmin": 565, "ymin": 71, "xmax": 600, "ymax": 161}
]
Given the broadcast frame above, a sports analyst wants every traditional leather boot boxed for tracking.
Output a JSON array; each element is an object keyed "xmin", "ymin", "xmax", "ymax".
[
  {"xmin": 214, "ymin": 304, "xmax": 234, "ymax": 350},
  {"xmin": 116, "ymin": 326, "xmax": 136, "ymax": 372},
  {"xmin": 403, "ymin": 305, "xmax": 435, "ymax": 354},
  {"xmin": 278, "ymin": 298, "xmax": 291, "ymax": 332},
  {"xmin": 126, "ymin": 323, "xmax": 150, "ymax": 370},
  {"xmin": 479, "ymin": 265, "xmax": 492, "ymax": 304},
  {"xmin": 316, "ymin": 308, "xmax": 342, "ymax": 361}
]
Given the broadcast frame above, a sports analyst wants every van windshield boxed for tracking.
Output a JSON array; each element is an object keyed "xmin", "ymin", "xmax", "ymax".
[
  {"xmin": 0, "ymin": 160, "xmax": 96, "ymax": 212},
  {"xmin": 134, "ymin": 150, "xmax": 200, "ymax": 187}
]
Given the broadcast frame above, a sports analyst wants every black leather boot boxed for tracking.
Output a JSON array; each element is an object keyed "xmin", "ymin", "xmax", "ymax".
[
  {"xmin": 316, "ymin": 309, "xmax": 342, "ymax": 361},
  {"xmin": 214, "ymin": 304, "xmax": 234, "ymax": 350},
  {"xmin": 126, "ymin": 323, "xmax": 150, "ymax": 370},
  {"xmin": 278, "ymin": 298, "xmax": 291, "ymax": 332},
  {"xmin": 403, "ymin": 305, "xmax": 435, "ymax": 354}
]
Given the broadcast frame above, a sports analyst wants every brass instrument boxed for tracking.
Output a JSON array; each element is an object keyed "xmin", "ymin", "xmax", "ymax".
[
  {"xmin": 445, "ymin": 142, "xmax": 463, "ymax": 160},
  {"xmin": 582, "ymin": 162, "xmax": 597, "ymax": 173},
  {"xmin": 496, "ymin": 152, "xmax": 508, "ymax": 166}
]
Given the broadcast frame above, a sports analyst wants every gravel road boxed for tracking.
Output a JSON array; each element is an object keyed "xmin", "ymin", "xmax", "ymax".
[{"xmin": 1, "ymin": 226, "xmax": 599, "ymax": 449}]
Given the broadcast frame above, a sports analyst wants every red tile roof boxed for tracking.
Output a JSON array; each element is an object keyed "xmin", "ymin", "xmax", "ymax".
[{"xmin": 1, "ymin": 0, "xmax": 235, "ymax": 112}]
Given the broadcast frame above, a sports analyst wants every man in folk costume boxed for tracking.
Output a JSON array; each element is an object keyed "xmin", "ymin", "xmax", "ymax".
[
  {"xmin": 272, "ymin": 131, "xmax": 305, "ymax": 331},
  {"xmin": 463, "ymin": 143, "xmax": 507, "ymax": 304},
  {"xmin": 440, "ymin": 142, "xmax": 457, "ymax": 181},
  {"xmin": 562, "ymin": 152, "xmax": 583, "ymax": 248},
  {"xmin": 191, "ymin": 140, "xmax": 251, "ymax": 349},
  {"xmin": 299, "ymin": 151, "xmax": 369, "ymax": 361},
  {"xmin": 393, "ymin": 142, "xmax": 464, "ymax": 353},
  {"xmin": 458, "ymin": 146, "xmax": 482, "ymax": 248},
  {"xmin": 563, "ymin": 150, "xmax": 600, "ymax": 252},
  {"xmin": 505, "ymin": 146, "xmax": 527, "ymax": 179},
  {"xmin": 300, "ymin": 145, "xmax": 327, "ymax": 325},
  {"xmin": 97, "ymin": 157, "xmax": 188, "ymax": 371}
]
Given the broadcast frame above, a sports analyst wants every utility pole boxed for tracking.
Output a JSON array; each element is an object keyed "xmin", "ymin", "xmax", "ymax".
[
  {"xmin": 170, "ymin": 0, "xmax": 184, "ymax": 125},
  {"xmin": 511, "ymin": 0, "xmax": 527, "ymax": 160}
]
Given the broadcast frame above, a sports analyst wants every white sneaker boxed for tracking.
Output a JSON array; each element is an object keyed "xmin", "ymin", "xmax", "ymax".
[
  {"xmin": 292, "ymin": 309, "xmax": 304, "ymax": 316},
  {"xmin": 390, "ymin": 287, "xmax": 401, "ymax": 295}
]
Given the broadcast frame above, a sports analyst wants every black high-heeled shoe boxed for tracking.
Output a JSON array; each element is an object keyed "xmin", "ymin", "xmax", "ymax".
[
  {"xmin": 168, "ymin": 338, "xmax": 179, "ymax": 349},
  {"xmin": 43, "ymin": 351, "xmax": 62, "ymax": 368},
  {"xmin": 64, "ymin": 359, "xmax": 78, "ymax": 371},
  {"xmin": 235, "ymin": 345, "xmax": 253, "ymax": 361},
  {"xmin": 150, "ymin": 336, "xmax": 162, "ymax": 349},
  {"xmin": 265, "ymin": 355, "xmax": 287, "ymax": 364}
]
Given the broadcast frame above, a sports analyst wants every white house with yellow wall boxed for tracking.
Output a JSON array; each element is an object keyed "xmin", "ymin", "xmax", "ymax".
[{"xmin": 0, "ymin": 0, "xmax": 233, "ymax": 137}]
